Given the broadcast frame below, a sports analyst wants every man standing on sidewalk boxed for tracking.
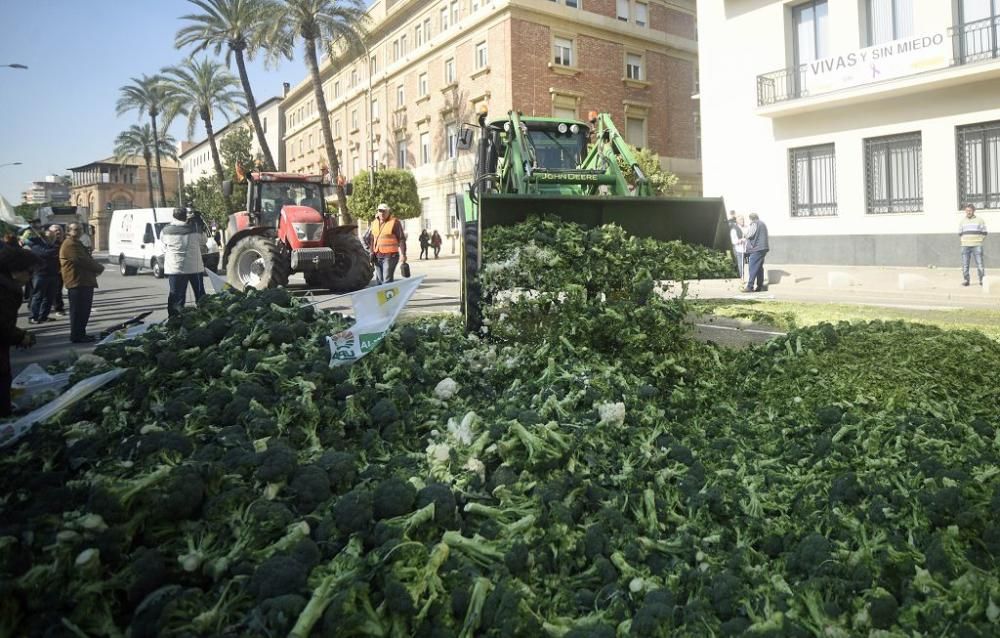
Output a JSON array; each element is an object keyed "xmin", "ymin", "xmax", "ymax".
[
  {"xmin": 161, "ymin": 208, "xmax": 207, "ymax": 316},
  {"xmin": 60, "ymin": 223, "xmax": 104, "ymax": 343},
  {"xmin": 959, "ymin": 204, "xmax": 987, "ymax": 286},
  {"xmin": 743, "ymin": 213, "xmax": 770, "ymax": 293}
]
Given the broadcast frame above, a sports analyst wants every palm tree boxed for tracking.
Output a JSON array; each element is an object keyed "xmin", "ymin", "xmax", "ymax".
[
  {"xmin": 117, "ymin": 74, "xmax": 171, "ymax": 206},
  {"xmin": 113, "ymin": 125, "xmax": 178, "ymax": 207},
  {"xmin": 176, "ymin": 0, "xmax": 283, "ymax": 171},
  {"xmin": 273, "ymin": 0, "xmax": 367, "ymax": 222},
  {"xmin": 161, "ymin": 57, "xmax": 245, "ymax": 186}
]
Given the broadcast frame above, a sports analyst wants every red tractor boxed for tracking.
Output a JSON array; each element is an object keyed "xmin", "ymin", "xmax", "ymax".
[{"xmin": 221, "ymin": 172, "xmax": 373, "ymax": 292}]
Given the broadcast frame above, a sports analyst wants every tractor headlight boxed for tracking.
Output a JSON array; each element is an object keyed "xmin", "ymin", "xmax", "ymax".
[
  {"xmin": 292, "ymin": 222, "xmax": 324, "ymax": 241},
  {"xmin": 570, "ymin": 124, "xmax": 580, "ymax": 134},
  {"xmin": 557, "ymin": 123, "xmax": 568, "ymax": 134}
]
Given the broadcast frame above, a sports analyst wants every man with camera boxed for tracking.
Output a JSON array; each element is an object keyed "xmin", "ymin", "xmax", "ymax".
[{"xmin": 161, "ymin": 208, "xmax": 208, "ymax": 316}]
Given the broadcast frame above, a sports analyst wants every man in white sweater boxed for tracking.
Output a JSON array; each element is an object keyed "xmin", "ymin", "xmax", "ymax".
[{"xmin": 160, "ymin": 208, "xmax": 208, "ymax": 316}]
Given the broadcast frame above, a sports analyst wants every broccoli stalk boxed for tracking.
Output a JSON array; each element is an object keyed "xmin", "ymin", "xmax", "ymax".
[
  {"xmin": 288, "ymin": 536, "xmax": 366, "ymax": 638},
  {"xmin": 500, "ymin": 421, "xmax": 571, "ymax": 467},
  {"xmin": 443, "ymin": 516, "xmax": 535, "ymax": 566},
  {"xmin": 385, "ymin": 541, "xmax": 451, "ymax": 624},
  {"xmin": 459, "ymin": 577, "xmax": 493, "ymax": 638}
]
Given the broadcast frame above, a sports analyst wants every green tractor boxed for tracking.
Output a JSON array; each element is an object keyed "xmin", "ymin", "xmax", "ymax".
[{"xmin": 456, "ymin": 109, "xmax": 733, "ymax": 331}]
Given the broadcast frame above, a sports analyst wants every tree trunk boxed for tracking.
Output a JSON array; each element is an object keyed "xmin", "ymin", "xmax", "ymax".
[
  {"xmin": 304, "ymin": 37, "xmax": 352, "ymax": 224},
  {"xmin": 150, "ymin": 113, "xmax": 167, "ymax": 206},
  {"xmin": 203, "ymin": 109, "xmax": 225, "ymax": 186},
  {"xmin": 234, "ymin": 48, "xmax": 276, "ymax": 171},
  {"xmin": 143, "ymin": 154, "xmax": 155, "ymax": 208}
]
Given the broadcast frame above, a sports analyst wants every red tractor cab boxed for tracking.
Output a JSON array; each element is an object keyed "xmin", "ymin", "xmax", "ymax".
[{"xmin": 222, "ymin": 172, "xmax": 373, "ymax": 292}]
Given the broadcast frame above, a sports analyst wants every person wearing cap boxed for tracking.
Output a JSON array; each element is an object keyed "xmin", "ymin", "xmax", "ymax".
[
  {"xmin": 1, "ymin": 247, "xmax": 41, "ymax": 416},
  {"xmin": 60, "ymin": 223, "xmax": 104, "ymax": 343},
  {"xmin": 161, "ymin": 208, "xmax": 208, "ymax": 316},
  {"xmin": 363, "ymin": 203, "xmax": 407, "ymax": 284}
]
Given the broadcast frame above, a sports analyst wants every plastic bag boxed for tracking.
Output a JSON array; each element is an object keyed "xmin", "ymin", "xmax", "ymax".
[
  {"xmin": 10, "ymin": 364, "xmax": 71, "ymax": 411},
  {"xmin": 1, "ymin": 369, "xmax": 125, "ymax": 449}
]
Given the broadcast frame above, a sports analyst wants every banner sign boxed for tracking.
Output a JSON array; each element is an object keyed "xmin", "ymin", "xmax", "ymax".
[
  {"xmin": 802, "ymin": 31, "xmax": 950, "ymax": 96},
  {"xmin": 326, "ymin": 275, "xmax": 424, "ymax": 366}
]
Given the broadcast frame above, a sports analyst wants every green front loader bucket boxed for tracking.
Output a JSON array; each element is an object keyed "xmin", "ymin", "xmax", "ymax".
[{"xmin": 459, "ymin": 193, "xmax": 734, "ymax": 331}]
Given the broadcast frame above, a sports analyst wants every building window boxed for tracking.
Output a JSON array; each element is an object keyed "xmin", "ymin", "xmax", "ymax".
[
  {"xmin": 625, "ymin": 116, "xmax": 646, "ymax": 148},
  {"xmin": 446, "ymin": 123, "xmax": 458, "ymax": 159},
  {"xmin": 421, "ymin": 198, "xmax": 431, "ymax": 229},
  {"xmin": 401, "ymin": 34, "xmax": 408, "ymax": 56},
  {"xmin": 262, "ymin": 117, "xmax": 267, "ymax": 134},
  {"xmin": 335, "ymin": 119, "xmax": 341, "ymax": 138},
  {"xmin": 553, "ymin": 36, "xmax": 573, "ymax": 66},
  {"xmin": 451, "ymin": 0, "xmax": 459, "ymax": 24},
  {"xmin": 423, "ymin": 17, "xmax": 431, "ymax": 39},
  {"xmin": 956, "ymin": 0, "xmax": 1000, "ymax": 63},
  {"xmin": 351, "ymin": 69, "xmax": 358, "ymax": 86},
  {"xmin": 789, "ymin": 143, "xmax": 837, "ymax": 217},
  {"xmin": 419, "ymin": 72, "xmax": 429, "ymax": 96},
  {"xmin": 397, "ymin": 139, "xmax": 408, "ymax": 167},
  {"xmin": 370, "ymin": 54, "xmax": 378, "ymax": 75},
  {"xmin": 397, "ymin": 84, "xmax": 405, "ymax": 107},
  {"xmin": 475, "ymin": 41, "xmax": 488, "ymax": 69},
  {"xmin": 864, "ymin": 132, "xmax": 922, "ymax": 214},
  {"xmin": 957, "ymin": 119, "xmax": 1000, "ymax": 210},
  {"xmin": 626, "ymin": 53, "xmax": 643, "ymax": 80},
  {"xmin": 617, "ymin": 0, "xmax": 629, "ymax": 21},
  {"xmin": 471, "ymin": 0, "xmax": 480, "ymax": 11},
  {"xmin": 352, "ymin": 156, "xmax": 359, "ymax": 175},
  {"xmin": 445, "ymin": 58, "xmax": 456, "ymax": 84},
  {"xmin": 440, "ymin": 6, "xmax": 449, "ymax": 30},
  {"xmin": 393, "ymin": 39, "xmax": 400, "ymax": 61},
  {"xmin": 635, "ymin": 1, "xmax": 648, "ymax": 27},
  {"xmin": 553, "ymin": 105, "xmax": 576, "ymax": 119},
  {"xmin": 865, "ymin": 0, "xmax": 913, "ymax": 45},
  {"xmin": 299, "ymin": 139, "xmax": 303, "ymax": 155},
  {"xmin": 372, "ymin": 98, "xmax": 380, "ymax": 121},
  {"xmin": 416, "ymin": 23, "xmax": 424, "ymax": 46},
  {"xmin": 549, "ymin": 0, "xmax": 579, "ymax": 5},
  {"xmin": 793, "ymin": 0, "xmax": 829, "ymax": 65},
  {"xmin": 352, "ymin": 109, "xmax": 358, "ymax": 130},
  {"xmin": 334, "ymin": 81, "xmax": 341, "ymax": 98},
  {"xmin": 308, "ymin": 134, "xmax": 313, "ymax": 150},
  {"xmin": 420, "ymin": 131, "xmax": 430, "ymax": 164}
]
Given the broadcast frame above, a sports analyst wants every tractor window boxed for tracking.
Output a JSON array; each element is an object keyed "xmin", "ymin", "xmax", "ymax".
[
  {"xmin": 528, "ymin": 128, "xmax": 587, "ymax": 169},
  {"xmin": 260, "ymin": 182, "xmax": 326, "ymax": 222}
]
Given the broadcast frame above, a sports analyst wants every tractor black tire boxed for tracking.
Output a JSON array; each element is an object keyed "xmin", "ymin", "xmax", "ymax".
[
  {"xmin": 315, "ymin": 232, "xmax": 374, "ymax": 293},
  {"xmin": 119, "ymin": 258, "xmax": 138, "ymax": 276},
  {"xmin": 462, "ymin": 222, "xmax": 482, "ymax": 333},
  {"xmin": 303, "ymin": 271, "xmax": 323, "ymax": 288},
  {"xmin": 226, "ymin": 235, "xmax": 290, "ymax": 291}
]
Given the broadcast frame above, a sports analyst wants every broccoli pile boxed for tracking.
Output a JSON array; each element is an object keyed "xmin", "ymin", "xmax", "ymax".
[{"xmin": 2, "ymin": 220, "xmax": 1000, "ymax": 637}]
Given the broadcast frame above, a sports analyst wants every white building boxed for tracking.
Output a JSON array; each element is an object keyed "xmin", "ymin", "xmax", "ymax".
[
  {"xmin": 698, "ymin": 0, "xmax": 1000, "ymax": 266},
  {"xmin": 179, "ymin": 96, "xmax": 286, "ymax": 184}
]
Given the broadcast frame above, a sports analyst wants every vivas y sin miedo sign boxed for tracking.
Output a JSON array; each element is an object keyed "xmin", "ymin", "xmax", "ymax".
[{"xmin": 802, "ymin": 31, "xmax": 950, "ymax": 95}]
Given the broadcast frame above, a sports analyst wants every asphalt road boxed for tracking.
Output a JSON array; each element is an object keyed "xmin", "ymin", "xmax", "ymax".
[{"xmin": 11, "ymin": 253, "xmax": 464, "ymax": 374}]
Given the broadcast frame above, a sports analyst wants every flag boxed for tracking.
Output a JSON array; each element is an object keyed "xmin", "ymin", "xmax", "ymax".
[
  {"xmin": 326, "ymin": 275, "xmax": 424, "ymax": 367},
  {"xmin": 0, "ymin": 195, "xmax": 27, "ymax": 226},
  {"xmin": 205, "ymin": 268, "xmax": 229, "ymax": 294}
]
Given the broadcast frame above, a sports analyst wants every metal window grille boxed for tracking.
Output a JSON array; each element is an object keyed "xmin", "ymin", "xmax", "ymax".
[
  {"xmin": 864, "ymin": 132, "xmax": 923, "ymax": 214},
  {"xmin": 788, "ymin": 144, "xmax": 837, "ymax": 217},
  {"xmin": 957, "ymin": 119, "xmax": 1000, "ymax": 209},
  {"xmin": 952, "ymin": 1, "xmax": 1000, "ymax": 65}
]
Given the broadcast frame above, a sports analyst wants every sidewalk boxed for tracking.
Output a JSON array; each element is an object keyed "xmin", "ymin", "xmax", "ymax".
[{"xmin": 686, "ymin": 263, "xmax": 1000, "ymax": 310}]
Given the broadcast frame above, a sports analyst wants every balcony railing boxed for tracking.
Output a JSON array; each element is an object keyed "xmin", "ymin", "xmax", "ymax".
[{"xmin": 757, "ymin": 18, "xmax": 1000, "ymax": 107}]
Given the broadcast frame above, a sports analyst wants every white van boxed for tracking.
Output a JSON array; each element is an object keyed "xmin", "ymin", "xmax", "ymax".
[{"xmin": 108, "ymin": 208, "xmax": 170, "ymax": 277}]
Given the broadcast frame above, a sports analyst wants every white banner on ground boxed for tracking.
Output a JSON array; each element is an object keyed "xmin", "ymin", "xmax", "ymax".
[
  {"xmin": 205, "ymin": 268, "xmax": 228, "ymax": 294},
  {"xmin": 10, "ymin": 364, "xmax": 71, "ymax": 411},
  {"xmin": 98, "ymin": 321, "xmax": 158, "ymax": 345},
  {"xmin": 0, "ymin": 368, "xmax": 126, "ymax": 449},
  {"xmin": 326, "ymin": 275, "xmax": 425, "ymax": 367}
]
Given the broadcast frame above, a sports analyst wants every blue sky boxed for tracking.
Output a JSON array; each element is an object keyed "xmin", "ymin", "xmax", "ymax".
[{"xmin": 0, "ymin": 0, "xmax": 300, "ymax": 205}]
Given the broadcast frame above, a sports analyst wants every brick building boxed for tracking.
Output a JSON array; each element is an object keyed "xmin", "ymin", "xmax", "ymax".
[{"xmin": 281, "ymin": 0, "xmax": 699, "ymax": 239}]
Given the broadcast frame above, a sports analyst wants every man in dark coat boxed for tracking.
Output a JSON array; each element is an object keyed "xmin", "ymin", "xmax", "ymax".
[
  {"xmin": 27, "ymin": 226, "xmax": 62, "ymax": 324},
  {"xmin": 0, "ymin": 247, "xmax": 40, "ymax": 417},
  {"xmin": 60, "ymin": 223, "xmax": 104, "ymax": 343}
]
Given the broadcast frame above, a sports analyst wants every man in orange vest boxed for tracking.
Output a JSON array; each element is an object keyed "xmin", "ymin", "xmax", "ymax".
[{"xmin": 363, "ymin": 203, "xmax": 408, "ymax": 284}]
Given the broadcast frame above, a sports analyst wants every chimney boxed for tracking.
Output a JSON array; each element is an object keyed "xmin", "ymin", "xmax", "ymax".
[{"xmin": 283, "ymin": 82, "xmax": 291, "ymax": 97}]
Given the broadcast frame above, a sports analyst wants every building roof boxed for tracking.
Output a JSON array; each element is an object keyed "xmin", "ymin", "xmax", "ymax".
[
  {"xmin": 178, "ymin": 95, "xmax": 283, "ymax": 160},
  {"xmin": 68, "ymin": 155, "xmax": 180, "ymax": 171}
]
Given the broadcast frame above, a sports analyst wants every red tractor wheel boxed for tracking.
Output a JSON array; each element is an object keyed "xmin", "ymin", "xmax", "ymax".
[
  {"xmin": 314, "ymin": 231, "xmax": 374, "ymax": 293},
  {"xmin": 225, "ymin": 235, "xmax": 290, "ymax": 291}
]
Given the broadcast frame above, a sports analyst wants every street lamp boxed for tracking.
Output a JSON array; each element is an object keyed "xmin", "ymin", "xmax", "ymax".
[
  {"xmin": 3, "ymin": 64, "xmax": 28, "ymax": 70},
  {"xmin": 0, "ymin": 161, "xmax": 23, "ymax": 168},
  {"xmin": 361, "ymin": 39, "xmax": 376, "ymax": 188}
]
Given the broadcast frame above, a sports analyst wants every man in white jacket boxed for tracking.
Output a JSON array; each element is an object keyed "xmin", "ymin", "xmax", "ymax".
[{"xmin": 161, "ymin": 208, "xmax": 207, "ymax": 316}]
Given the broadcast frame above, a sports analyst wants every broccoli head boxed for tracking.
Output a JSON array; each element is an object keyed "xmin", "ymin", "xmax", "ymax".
[
  {"xmin": 374, "ymin": 477, "xmax": 418, "ymax": 520},
  {"xmin": 248, "ymin": 555, "xmax": 309, "ymax": 603},
  {"xmin": 332, "ymin": 487, "xmax": 374, "ymax": 536},
  {"xmin": 256, "ymin": 441, "xmax": 298, "ymax": 484},
  {"xmin": 289, "ymin": 465, "xmax": 332, "ymax": 513}
]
